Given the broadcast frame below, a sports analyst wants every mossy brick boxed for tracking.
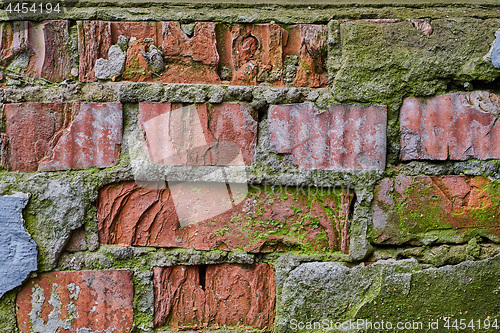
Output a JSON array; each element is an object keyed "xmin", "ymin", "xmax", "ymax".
[
  {"xmin": 332, "ymin": 19, "xmax": 500, "ymax": 103},
  {"xmin": 275, "ymin": 254, "xmax": 500, "ymax": 332},
  {"xmin": 97, "ymin": 182, "xmax": 354, "ymax": 254},
  {"xmin": 372, "ymin": 176, "xmax": 500, "ymax": 245}
]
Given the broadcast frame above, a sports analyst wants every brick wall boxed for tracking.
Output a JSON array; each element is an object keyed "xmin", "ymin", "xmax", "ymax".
[{"xmin": 1, "ymin": 1, "xmax": 500, "ymax": 332}]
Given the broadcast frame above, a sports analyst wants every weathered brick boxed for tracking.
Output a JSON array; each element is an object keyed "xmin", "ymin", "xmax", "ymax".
[
  {"xmin": 2, "ymin": 102, "xmax": 122, "ymax": 172},
  {"xmin": 269, "ymin": 102, "xmax": 387, "ymax": 171},
  {"xmin": 400, "ymin": 92, "xmax": 500, "ymax": 161},
  {"xmin": 161, "ymin": 22, "xmax": 220, "ymax": 84},
  {"xmin": 153, "ymin": 263, "xmax": 275, "ymax": 329},
  {"xmin": 79, "ymin": 21, "xmax": 219, "ymax": 83},
  {"xmin": 283, "ymin": 24, "xmax": 328, "ymax": 87},
  {"xmin": 217, "ymin": 23, "xmax": 327, "ymax": 87},
  {"xmin": 78, "ymin": 21, "xmax": 112, "ymax": 82},
  {"xmin": 26, "ymin": 20, "xmax": 72, "ymax": 82},
  {"xmin": 17, "ymin": 270, "xmax": 134, "ymax": 332},
  {"xmin": 138, "ymin": 102, "xmax": 257, "ymax": 166},
  {"xmin": 0, "ymin": 21, "xmax": 71, "ymax": 82},
  {"xmin": 97, "ymin": 182, "xmax": 354, "ymax": 253},
  {"xmin": 373, "ymin": 176, "xmax": 500, "ymax": 245}
]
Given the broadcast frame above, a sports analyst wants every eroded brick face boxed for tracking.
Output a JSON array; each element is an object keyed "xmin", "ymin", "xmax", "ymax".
[
  {"xmin": 76, "ymin": 21, "xmax": 327, "ymax": 86},
  {"xmin": 0, "ymin": 21, "xmax": 72, "ymax": 82},
  {"xmin": 372, "ymin": 176, "xmax": 500, "ymax": 245},
  {"xmin": 17, "ymin": 270, "xmax": 134, "ymax": 332},
  {"xmin": 217, "ymin": 23, "xmax": 327, "ymax": 86},
  {"xmin": 2, "ymin": 102, "xmax": 122, "ymax": 172},
  {"xmin": 138, "ymin": 102, "xmax": 257, "ymax": 166},
  {"xmin": 153, "ymin": 263, "xmax": 275, "ymax": 329},
  {"xmin": 269, "ymin": 102, "xmax": 387, "ymax": 171},
  {"xmin": 97, "ymin": 182, "xmax": 354, "ymax": 253},
  {"xmin": 400, "ymin": 92, "xmax": 500, "ymax": 161}
]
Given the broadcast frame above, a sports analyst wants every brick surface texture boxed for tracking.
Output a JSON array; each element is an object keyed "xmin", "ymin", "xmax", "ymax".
[
  {"xmin": 401, "ymin": 92, "xmax": 500, "ymax": 161},
  {"xmin": 1, "ymin": 102, "xmax": 122, "ymax": 172},
  {"xmin": 269, "ymin": 102, "xmax": 387, "ymax": 170},
  {"xmin": 16, "ymin": 270, "xmax": 134, "ymax": 332},
  {"xmin": 97, "ymin": 182, "xmax": 354, "ymax": 253},
  {"xmin": 153, "ymin": 263, "xmax": 275, "ymax": 329}
]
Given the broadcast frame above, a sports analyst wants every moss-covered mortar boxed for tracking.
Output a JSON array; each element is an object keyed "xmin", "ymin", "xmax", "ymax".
[{"xmin": 275, "ymin": 253, "xmax": 500, "ymax": 333}]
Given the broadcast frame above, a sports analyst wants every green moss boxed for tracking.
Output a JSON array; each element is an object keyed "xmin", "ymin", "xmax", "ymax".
[{"xmin": 0, "ymin": 289, "xmax": 19, "ymax": 333}]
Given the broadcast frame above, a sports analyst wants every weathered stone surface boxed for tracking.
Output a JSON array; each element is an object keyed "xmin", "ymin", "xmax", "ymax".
[
  {"xmin": 373, "ymin": 176, "xmax": 500, "ymax": 245},
  {"xmin": 491, "ymin": 28, "xmax": 500, "ymax": 68},
  {"xmin": 78, "ymin": 21, "xmax": 160, "ymax": 82},
  {"xmin": 138, "ymin": 103, "xmax": 257, "ymax": 166},
  {"xmin": 161, "ymin": 22, "xmax": 220, "ymax": 84},
  {"xmin": 0, "ymin": 193, "xmax": 37, "ymax": 299},
  {"xmin": 17, "ymin": 270, "xmax": 133, "ymax": 333},
  {"xmin": 153, "ymin": 263, "xmax": 275, "ymax": 329},
  {"xmin": 333, "ymin": 19, "xmax": 500, "ymax": 102},
  {"xmin": 97, "ymin": 182, "xmax": 354, "ymax": 253},
  {"xmin": 26, "ymin": 20, "xmax": 72, "ymax": 82},
  {"xmin": 0, "ymin": 172, "xmax": 102, "ymax": 271},
  {"xmin": 275, "ymin": 254, "xmax": 500, "ymax": 332},
  {"xmin": 400, "ymin": 92, "xmax": 500, "ymax": 161},
  {"xmin": 94, "ymin": 44, "xmax": 126, "ymax": 80},
  {"xmin": 2, "ymin": 102, "xmax": 122, "ymax": 172},
  {"xmin": 0, "ymin": 22, "xmax": 28, "ymax": 65},
  {"xmin": 269, "ymin": 102, "xmax": 387, "ymax": 171}
]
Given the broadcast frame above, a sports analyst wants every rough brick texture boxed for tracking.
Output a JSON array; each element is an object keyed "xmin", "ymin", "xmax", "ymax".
[
  {"xmin": 218, "ymin": 23, "xmax": 327, "ymax": 86},
  {"xmin": 2, "ymin": 102, "xmax": 122, "ymax": 172},
  {"xmin": 17, "ymin": 270, "xmax": 134, "ymax": 332},
  {"xmin": 401, "ymin": 92, "xmax": 500, "ymax": 161},
  {"xmin": 0, "ymin": 21, "xmax": 72, "ymax": 82},
  {"xmin": 373, "ymin": 176, "xmax": 500, "ymax": 245},
  {"xmin": 138, "ymin": 102, "xmax": 257, "ymax": 165},
  {"xmin": 97, "ymin": 182, "xmax": 354, "ymax": 253},
  {"xmin": 153, "ymin": 263, "xmax": 275, "ymax": 329},
  {"xmin": 269, "ymin": 102, "xmax": 387, "ymax": 171}
]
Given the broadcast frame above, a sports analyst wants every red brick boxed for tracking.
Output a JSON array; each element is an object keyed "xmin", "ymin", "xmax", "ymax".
[
  {"xmin": 97, "ymin": 182, "xmax": 354, "ymax": 253},
  {"xmin": 161, "ymin": 22, "xmax": 220, "ymax": 84},
  {"xmin": 26, "ymin": 20, "xmax": 72, "ymax": 82},
  {"xmin": 218, "ymin": 24, "xmax": 286, "ymax": 86},
  {"xmin": 2, "ymin": 102, "xmax": 122, "ymax": 172},
  {"xmin": 17, "ymin": 270, "xmax": 133, "ymax": 332},
  {"xmin": 283, "ymin": 24, "xmax": 328, "ymax": 87},
  {"xmin": 373, "ymin": 176, "xmax": 500, "ymax": 245},
  {"xmin": 153, "ymin": 263, "xmax": 275, "ymax": 329},
  {"xmin": 78, "ymin": 21, "xmax": 219, "ymax": 83},
  {"xmin": 400, "ymin": 92, "xmax": 500, "ymax": 161},
  {"xmin": 138, "ymin": 103, "xmax": 257, "ymax": 166},
  {"xmin": 269, "ymin": 102, "xmax": 387, "ymax": 171},
  {"xmin": 78, "ymin": 21, "xmax": 112, "ymax": 82},
  {"xmin": 0, "ymin": 21, "xmax": 71, "ymax": 81},
  {"xmin": 0, "ymin": 22, "xmax": 28, "ymax": 65}
]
